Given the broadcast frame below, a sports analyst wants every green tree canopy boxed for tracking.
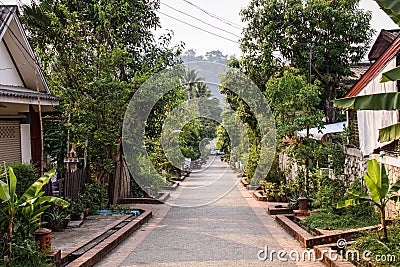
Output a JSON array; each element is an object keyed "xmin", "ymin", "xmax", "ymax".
[
  {"xmin": 22, "ymin": 1, "xmax": 183, "ymax": 188},
  {"xmin": 240, "ymin": 0, "xmax": 373, "ymax": 122}
]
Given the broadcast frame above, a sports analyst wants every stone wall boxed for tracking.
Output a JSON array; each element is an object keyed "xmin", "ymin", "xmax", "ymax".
[
  {"xmin": 344, "ymin": 146, "xmax": 367, "ymax": 184},
  {"xmin": 370, "ymin": 154, "xmax": 400, "ymax": 219}
]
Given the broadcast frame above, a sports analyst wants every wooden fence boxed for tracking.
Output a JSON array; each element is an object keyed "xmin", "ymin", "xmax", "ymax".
[
  {"xmin": 53, "ymin": 167, "xmax": 90, "ymax": 201},
  {"xmin": 109, "ymin": 158, "xmax": 130, "ymax": 204}
]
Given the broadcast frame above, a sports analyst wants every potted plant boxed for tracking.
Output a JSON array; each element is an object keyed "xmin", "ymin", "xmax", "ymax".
[
  {"xmin": 273, "ymin": 192, "xmax": 281, "ymax": 202},
  {"xmin": 266, "ymin": 192, "xmax": 274, "ymax": 202},
  {"xmin": 67, "ymin": 200, "xmax": 85, "ymax": 221},
  {"xmin": 259, "ymin": 180, "xmax": 273, "ymax": 193},
  {"xmin": 298, "ymin": 196, "xmax": 308, "ymax": 211},
  {"xmin": 45, "ymin": 208, "xmax": 67, "ymax": 232},
  {"xmin": 280, "ymin": 191, "xmax": 287, "ymax": 202}
]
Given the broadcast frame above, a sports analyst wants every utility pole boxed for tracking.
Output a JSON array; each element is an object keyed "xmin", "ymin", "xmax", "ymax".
[
  {"xmin": 305, "ymin": 44, "xmax": 313, "ymax": 194},
  {"xmin": 308, "ymin": 45, "xmax": 313, "ymax": 85}
]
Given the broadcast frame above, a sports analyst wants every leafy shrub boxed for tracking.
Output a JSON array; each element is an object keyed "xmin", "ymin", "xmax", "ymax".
[
  {"xmin": 313, "ymin": 177, "xmax": 346, "ymax": 211},
  {"xmin": 2, "ymin": 239, "xmax": 52, "ymax": 267},
  {"xmin": 130, "ymin": 179, "xmax": 144, "ymax": 197},
  {"xmin": 79, "ymin": 182, "xmax": 108, "ymax": 215},
  {"xmin": 304, "ymin": 203, "xmax": 380, "ymax": 230},
  {"xmin": 64, "ymin": 197, "xmax": 85, "ymax": 216},
  {"xmin": 0, "ymin": 163, "xmax": 37, "ymax": 197},
  {"xmin": 349, "ymin": 221, "xmax": 400, "ymax": 266}
]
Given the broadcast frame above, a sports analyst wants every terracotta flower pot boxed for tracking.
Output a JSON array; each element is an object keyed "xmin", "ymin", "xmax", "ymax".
[
  {"xmin": 298, "ymin": 197, "xmax": 308, "ymax": 211},
  {"xmin": 51, "ymin": 223, "xmax": 61, "ymax": 232},
  {"xmin": 33, "ymin": 228, "xmax": 52, "ymax": 251}
]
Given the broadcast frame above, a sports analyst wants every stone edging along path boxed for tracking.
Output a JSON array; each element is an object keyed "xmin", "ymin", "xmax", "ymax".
[{"xmin": 61, "ymin": 209, "xmax": 152, "ymax": 267}]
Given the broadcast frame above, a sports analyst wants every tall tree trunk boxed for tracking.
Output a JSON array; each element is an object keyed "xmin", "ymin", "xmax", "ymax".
[
  {"xmin": 35, "ymin": 63, "xmax": 44, "ymax": 176},
  {"xmin": 325, "ymin": 88, "xmax": 335, "ymax": 123}
]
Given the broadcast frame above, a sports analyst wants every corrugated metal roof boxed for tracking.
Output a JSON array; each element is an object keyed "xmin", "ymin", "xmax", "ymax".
[{"xmin": 0, "ymin": 88, "xmax": 60, "ymax": 101}]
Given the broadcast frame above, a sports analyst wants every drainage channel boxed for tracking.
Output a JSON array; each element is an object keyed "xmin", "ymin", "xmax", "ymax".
[{"xmin": 62, "ymin": 215, "xmax": 137, "ymax": 266}]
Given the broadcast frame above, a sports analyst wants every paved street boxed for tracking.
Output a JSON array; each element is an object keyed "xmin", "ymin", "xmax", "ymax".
[{"xmin": 96, "ymin": 157, "xmax": 323, "ymax": 267}]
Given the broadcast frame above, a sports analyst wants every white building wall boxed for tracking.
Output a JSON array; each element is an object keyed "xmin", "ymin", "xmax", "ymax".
[
  {"xmin": 20, "ymin": 124, "xmax": 31, "ymax": 163},
  {"xmin": 0, "ymin": 41, "xmax": 24, "ymax": 87},
  {"xmin": 357, "ymin": 57, "xmax": 399, "ymax": 156}
]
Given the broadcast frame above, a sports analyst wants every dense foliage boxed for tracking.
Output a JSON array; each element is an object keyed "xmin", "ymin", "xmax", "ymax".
[
  {"xmin": 349, "ymin": 221, "xmax": 400, "ymax": 266},
  {"xmin": 303, "ymin": 208, "xmax": 380, "ymax": 230},
  {"xmin": 240, "ymin": 0, "xmax": 373, "ymax": 122},
  {"xmin": 0, "ymin": 168, "xmax": 68, "ymax": 264},
  {"xmin": 0, "ymin": 163, "xmax": 37, "ymax": 197},
  {"xmin": 305, "ymin": 179, "xmax": 380, "ymax": 230},
  {"xmin": 22, "ymin": 0, "xmax": 183, "ymax": 186}
]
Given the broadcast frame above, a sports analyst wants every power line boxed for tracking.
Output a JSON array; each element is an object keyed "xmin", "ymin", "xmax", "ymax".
[
  {"xmin": 156, "ymin": 10, "xmax": 238, "ymax": 43},
  {"xmin": 161, "ymin": 2, "xmax": 240, "ymax": 38},
  {"xmin": 180, "ymin": 0, "xmax": 243, "ymax": 30}
]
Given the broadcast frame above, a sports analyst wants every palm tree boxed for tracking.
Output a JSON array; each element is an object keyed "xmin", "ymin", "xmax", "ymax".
[
  {"xmin": 196, "ymin": 82, "xmax": 210, "ymax": 97},
  {"xmin": 182, "ymin": 69, "xmax": 203, "ymax": 99}
]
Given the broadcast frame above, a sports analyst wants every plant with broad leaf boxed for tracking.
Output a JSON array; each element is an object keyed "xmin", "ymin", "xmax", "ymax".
[
  {"xmin": 337, "ymin": 159, "xmax": 400, "ymax": 240},
  {"xmin": 0, "ymin": 167, "xmax": 69, "ymax": 260}
]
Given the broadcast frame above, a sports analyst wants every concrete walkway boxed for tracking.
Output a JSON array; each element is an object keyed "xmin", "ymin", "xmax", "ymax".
[{"xmin": 96, "ymin": 157, "xmax": 323, "ymax": 267}]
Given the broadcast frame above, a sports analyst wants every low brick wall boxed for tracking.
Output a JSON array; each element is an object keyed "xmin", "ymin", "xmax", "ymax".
[
  {"xmin": 253, "ymin": 190, "xmax": 266, "ymax": 201},
  {"xmin": 314, "ymin": 244, "xmax": 356, "ymax": 267},
  {"xmin": 276, "ymin": 215, "xmax": 380, "ymax": 248}
]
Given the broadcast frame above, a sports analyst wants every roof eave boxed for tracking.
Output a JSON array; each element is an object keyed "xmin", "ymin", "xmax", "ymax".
[{"xmin": 346, "ymin": 35, "xmax": 400, "ymax": 97}]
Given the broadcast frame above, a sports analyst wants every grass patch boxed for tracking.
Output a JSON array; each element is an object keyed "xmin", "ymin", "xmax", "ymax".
[
  {"xmin": 349, "ymin": 221, "xmax": 400, "ymax": 266},
  {"xmin": 303, "ymin": 206, "xmax": 380, "ymax": 230}
]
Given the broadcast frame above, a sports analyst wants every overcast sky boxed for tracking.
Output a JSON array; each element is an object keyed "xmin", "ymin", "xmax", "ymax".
[
  {"xmin": 156, "ymin": 0, "xmax": 399, "ymax": 56},
  {"xmin": 3, "ymin": 0, "xmax": 399, "ymax": 57}
]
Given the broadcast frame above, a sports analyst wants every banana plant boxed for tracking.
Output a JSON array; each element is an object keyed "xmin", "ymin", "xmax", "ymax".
[
  {"xmin": 337, "ymin": 159, "xmax": 400, "ymax": 240},
  {"xmin": 375, "ymin": 0, "xmax": 400, "ymax": 26},
  {"xmin": 0, "ymin": 167, "xmax": 69, "ymax": 260}
]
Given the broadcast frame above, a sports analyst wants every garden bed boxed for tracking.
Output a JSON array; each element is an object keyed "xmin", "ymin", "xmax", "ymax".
[
  {"xmin": 172, "ymin": 175, "xmax": 186, "ymax": 182},
  {"xmin": 275, "ymin": 214, "xmax": 380, "ymax": 248},
  {"xmin": 240, "ymin": 177, "xmax": 249, "ymax": 187}
]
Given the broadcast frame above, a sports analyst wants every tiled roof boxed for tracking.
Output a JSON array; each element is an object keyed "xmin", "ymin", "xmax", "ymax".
[
  {"xmin": 0, "ymin": 88, "xmax": 60, "ymax": 101},
  {"xmin": 346, "ymin": 35, "xmax": 400, "ymax": 97}
]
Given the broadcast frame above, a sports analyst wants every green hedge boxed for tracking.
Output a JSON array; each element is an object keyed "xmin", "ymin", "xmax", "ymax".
[{"xmin": 0, "ymin": 163, "xmax": 38, "ymax": 197}]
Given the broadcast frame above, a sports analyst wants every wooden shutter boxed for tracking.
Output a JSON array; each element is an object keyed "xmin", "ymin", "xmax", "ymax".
[{"xmin": 0, "ymin": 121, "xmax": 21, "ymax": 163}]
